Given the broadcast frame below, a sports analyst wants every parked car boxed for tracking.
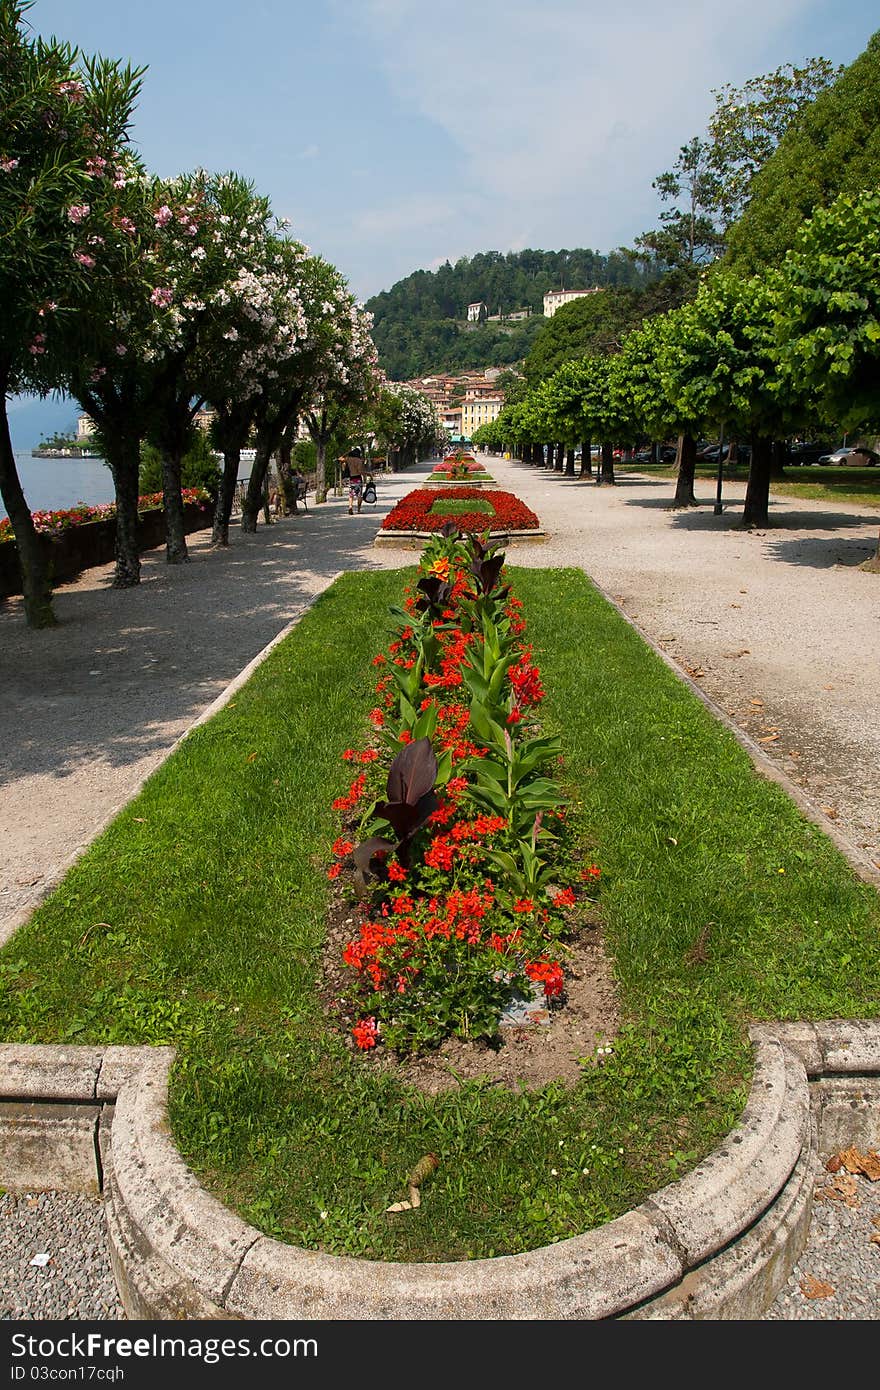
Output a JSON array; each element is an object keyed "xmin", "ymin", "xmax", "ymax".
[
  {"xmin": 697, "ymin": 443, "xmax": 751, "ymax": 464},
  {"xmin": 817, "ymin": 445, "xmax": 879, "ymax": 466},
  {"xmin": 633, "ymin": 445, "xmax": 677, "ymax": 464},
  {"xmin": 786, "ymin": 441, "xmax": 828, "ymax": 466}
]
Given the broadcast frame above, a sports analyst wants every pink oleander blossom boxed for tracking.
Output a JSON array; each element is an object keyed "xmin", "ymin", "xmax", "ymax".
[
  {"xmin": 153, "ymin": 205, "xmax": 173, "ymax": 227},
  {"xmin": 150, "ymin": 287, "xmax": 173, "ymax": 307},
  {"xmin": 0, "ymin": 158, "xmax": 20, "ymax": 173},
  {"xmin": 66, "ymin": 204, "xmax": 90, "ymax": 223},
  {"xmin": 74, "ymin": 252, "xmax": 96, "ymax": 269}
]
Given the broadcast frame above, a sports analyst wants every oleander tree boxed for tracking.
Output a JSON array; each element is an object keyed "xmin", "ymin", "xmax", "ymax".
[
  {"xmin": 190, "ymin": 201, "xmax": 307, "ymax": 545},
  {"xmin": 65, "ymin": 173, "xmax": 195, "ymax": 585},
  {"xmin": 141, "ymin": 170, "xmax": 298, "ymax": 561},
  {"xmin": 304, "ymin": 298, "xmax": 381, "ymax": 505},
  {"xmin": 384, "ymin": 383, "xmax": 443, "ymax": 469},
  {"xmin": 777, "ymin": 189, "xmax": 880, "ymax": 568},
  {"xmin": 0, "ymin": 0, "xmax": 144, "ymax": 625},
  {"xmin": 237, "ymin": 247, "xmax": 349, "ymax": 532}
]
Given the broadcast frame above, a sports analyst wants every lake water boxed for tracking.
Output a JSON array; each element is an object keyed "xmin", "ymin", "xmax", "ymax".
[
  {"xmin": 3, "ymin": 452, "xmax": 253, "ymax": 521},
  {"xmin": 3, "ymin": 453, "xmax": 116, "ymax": 520}
]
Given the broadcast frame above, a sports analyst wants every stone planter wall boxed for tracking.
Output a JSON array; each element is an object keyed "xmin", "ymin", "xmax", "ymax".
[{"xmin": 0, "ymin": 502, "xmax": 211, "ymax": 599}]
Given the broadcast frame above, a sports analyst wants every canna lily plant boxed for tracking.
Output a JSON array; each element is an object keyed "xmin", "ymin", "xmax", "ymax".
[{"xmin": 328, "ymin": 529, "xmax": 598, "ymax": 1053}]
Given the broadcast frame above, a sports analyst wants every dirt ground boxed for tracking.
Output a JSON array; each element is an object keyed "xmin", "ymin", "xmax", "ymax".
[{"xmin": 319, "ymin": 887, "xmax": 622, "ymax": 1093}]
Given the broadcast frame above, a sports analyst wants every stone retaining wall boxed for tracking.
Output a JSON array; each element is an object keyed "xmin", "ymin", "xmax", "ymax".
[
  {"xmin": 0, "ymin": 502, "xmax": 212, "ymax": 599},
  {"xmin": 0, "ymin": 1022, "xmax": 877, "ymax": 1320}
]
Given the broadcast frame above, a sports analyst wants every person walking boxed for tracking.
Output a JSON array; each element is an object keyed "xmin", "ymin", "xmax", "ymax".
[{"xmin": 343, "ymin": 445, "xmax": 366, "ymax": 514}]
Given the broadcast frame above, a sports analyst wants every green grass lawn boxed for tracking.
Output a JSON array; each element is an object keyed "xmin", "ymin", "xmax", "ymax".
[
  {"xmin": 1, "ymin": 567, "xmax": 878, "ymax": 1261},
  {"xmin": 628, "ymin": 462, "xmax": 880, "ymax": 510},
  {"xmin": 428, "ymin": 498, "xmax": 495, "ymax": 516}
]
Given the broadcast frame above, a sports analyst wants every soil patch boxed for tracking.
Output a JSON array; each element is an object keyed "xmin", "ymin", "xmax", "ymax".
[{"xmin": 319, "ymin": 893, "xmax": 622, "ymax": 1095}]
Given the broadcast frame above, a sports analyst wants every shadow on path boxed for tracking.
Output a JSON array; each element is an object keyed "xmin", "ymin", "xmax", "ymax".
[{"xmin": 0, "ymin": 483, "xmax": 415, "ymax": 792}]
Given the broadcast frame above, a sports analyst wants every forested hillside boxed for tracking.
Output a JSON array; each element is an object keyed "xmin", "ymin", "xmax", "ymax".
[{"xmin": 366, "ymin": 247, "xmax": 648, "ymax": 379}]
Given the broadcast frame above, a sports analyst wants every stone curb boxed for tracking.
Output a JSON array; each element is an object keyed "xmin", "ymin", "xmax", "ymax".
[
  {"xmin": 2, "ymin": 1023, "xmax": 878, "ymax": 1319},
  {"xmin": 373, "ymin": 530, "xmax": 546, "ymax": 548}
]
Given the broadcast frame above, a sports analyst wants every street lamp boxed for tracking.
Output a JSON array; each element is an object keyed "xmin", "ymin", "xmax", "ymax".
[{"xmin": 714, "ymin": 422, "xmax": 726, "ymax": 516}]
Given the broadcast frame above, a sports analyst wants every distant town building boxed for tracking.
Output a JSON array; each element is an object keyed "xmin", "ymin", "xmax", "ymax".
[
  {"xmin": 402, "ymin": 368, "xmax": 506, "ymax": 439},
  {"xmin": 486, "ymin": 307, "xmax": 532, "ymax": 322},
  {"xmin": 467, "ymin": 301, "xmax": 488, "ymax": 323},
  {"xmin": 76, "ymin": 413, "xmax": 95, "ymax": 440},
  {"xmin": 542, "ymin": 287, "xmax": 602, "ymax": 317},
  {"xmin": 461, "ymin": 392, "xmax": 503, "ymax": 437}
]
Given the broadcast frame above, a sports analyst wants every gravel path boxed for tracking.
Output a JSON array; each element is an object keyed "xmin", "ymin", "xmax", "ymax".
[{"xmin": 1, "ymin": 455, "xmax": 878, "ymax": 1320}]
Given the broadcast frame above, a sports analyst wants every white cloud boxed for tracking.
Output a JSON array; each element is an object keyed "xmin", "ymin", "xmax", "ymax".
[
  {"xmin": 297, "ymin": 143, "xmax": 320, "ymax": 160},
  {"xmin": 344, "ymin": 0, "xmax": 816, "ymax": 256}
]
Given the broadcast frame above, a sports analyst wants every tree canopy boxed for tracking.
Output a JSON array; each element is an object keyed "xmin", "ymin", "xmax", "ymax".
[{"xmin": 725, "ymin": 32, "xmax": 880, "ymax": 271}]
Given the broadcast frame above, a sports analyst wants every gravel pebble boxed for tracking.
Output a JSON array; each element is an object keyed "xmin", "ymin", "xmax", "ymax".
[
  {"xmin": 762, "ymin": 1160, "xmax": 880, "ymax": 1319},
  {"xmin": 0, "ymin": 1191, "xmax": 124, "ymax": 1320},
  {"xmin": 1, "ymin": 1168, "xmax": 877, "ymax": 1321}
]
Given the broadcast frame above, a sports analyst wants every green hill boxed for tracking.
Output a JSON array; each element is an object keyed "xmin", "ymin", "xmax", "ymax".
[{"xmin": 366, "ymin": 248, "xmax": 648, "ymax": 379}]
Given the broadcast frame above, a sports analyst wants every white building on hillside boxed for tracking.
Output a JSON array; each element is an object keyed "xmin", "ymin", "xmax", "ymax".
[{"xmin": 543, "ymin": 287, "xmax": 601, "ymax": 317}]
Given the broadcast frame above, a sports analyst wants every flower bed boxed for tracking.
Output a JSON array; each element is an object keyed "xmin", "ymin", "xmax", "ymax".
[
  {"xmin": 327, "ymin": 530, "xmax": 598, "ymax": 1054},
  {"xmin": 431, "ymin": 453, "xmax": 495, "ymax": 484},
  {"xmin": 381, "ymin": 487, "xmax": 539, "ymax": 535},
  {"xmin": 0, "ymin": 489, "xmax": 210, "ymax": 544}
]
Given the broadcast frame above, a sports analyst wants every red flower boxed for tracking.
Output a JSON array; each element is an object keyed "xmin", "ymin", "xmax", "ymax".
[
  {"xmin": 581, "ymin": 864, "xmax": 601, "ymax": 881},
  {"xmin": 327, "ymin": 864, "xmax": 342, "ymax": 880},
  {"xmin": 387, "ymin": 861, "xmax": 407, "ymax": 882},
  {"xmin": 353, "ymin": 1017, "xmax": 379, "ymax": 1050},
  {"xmin": 513, "ymin": 898, "xmax": 535, "ymax": 914},
  {"xmin": 525, "ymin": 960, "xmax": 565, "ymax": 999},
  {"xmin": 552, "ymin": 887, "xmax": 576, "ymax": 907}
]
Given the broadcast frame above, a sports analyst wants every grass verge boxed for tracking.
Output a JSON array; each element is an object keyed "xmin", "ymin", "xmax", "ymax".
[
  {"xmin": 1, "ymin": 567, "xmax": 878, "ymax": 1261},
  {"xmin": 627, "ymin": 462, "xmax": 880, "ymax": 510}
]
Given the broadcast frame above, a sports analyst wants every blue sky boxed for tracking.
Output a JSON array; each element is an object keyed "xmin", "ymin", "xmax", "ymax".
[{"xmin": 8, "ymin": 0, "xmax": 879, "ymax": 447}]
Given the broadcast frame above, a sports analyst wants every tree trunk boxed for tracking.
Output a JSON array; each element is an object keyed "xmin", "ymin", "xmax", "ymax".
[
  {"xmin": 107, "ymin": 434, "xmax": 142, "ymax": 587},
  {"xmin": 597, "ymin": 442, "xmax": 616, "ymax": 485},
  {"xmin": 212, "ymin": 446, "xmax": 241, "ymax": 546},
  {"xmin": 162, "ymin": 448, "xmax": 188, "ymax": 563},
  {"xmin": 315, "ymin": 437, "xmax": 329, "ymax": 504},
  {"xmin": 0, "ymin": 396, "xmax": 56, "ymax": 627},
  {"xmin": 554, "ymin": 442, "xmax": 564, "ymax": 472},
  {"xmin": 742, "ymin": 435, "xmax": 772, "ymax": 527},
  {"xmin": 275, "ymin": 430, "xmax": 294, "ymax": 516},
  {"xmin": 242, "ymin": 443, "xmax": 273, "ymax": 532},
  {"xmin": 672, "ymin": 431, "xmax": 698, "ymax": 507},
  {"xmin": 564, "ymin": 447, "xmax": 575, "ymax": 476},
  {"xmin": 580, "ymin": 440, "xmax": 592, "ymax": 477}
]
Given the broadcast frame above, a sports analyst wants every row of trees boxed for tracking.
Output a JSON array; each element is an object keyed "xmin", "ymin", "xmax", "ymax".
[
  {"xmin": 474, "ymin": 33, "xmax": 879, "ymax": 558},
  {"xmin": 474, "ymin": 187, "xmax": 880, "ymax": 540},
  {"xmin": 0, "ymin": 1, "xmax": 446, "ymax": 630}
]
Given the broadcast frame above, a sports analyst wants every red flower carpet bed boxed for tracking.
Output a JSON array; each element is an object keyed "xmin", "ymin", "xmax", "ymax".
[
  {"xmin": 381, "ymin": 486, "xmax": 540, "ymax": 535},
  {"xmin": 325, "ymin": 529, "xmax": 599, "ymax": 1055}
]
